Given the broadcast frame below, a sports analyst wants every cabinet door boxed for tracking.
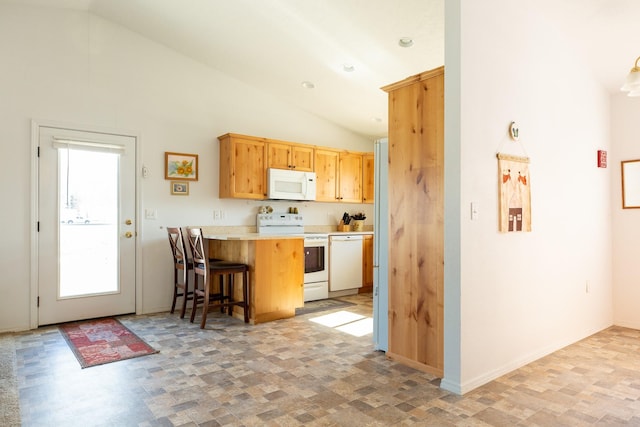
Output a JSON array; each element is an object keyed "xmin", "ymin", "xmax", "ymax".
[
  {"xmin": 362, "ymin": 153, "xmax": 374, "ymax": 204},
  {"xmin": 314, "ymin": 149, "xmax": 339, "ymax": 202},
  {"xmin": 291, "ymin": 145, "xmax": 314, "ymax": 171},
  {"xmin": 361, "ymin": 235, "xmax": 374, "ymax": 292},
  {"xmin": 338, "ymin": 152, "xmax": 362, "ymax": 203},
  {"xmin": 267, "ymin": 142, "xmax": 314, "ymax": 172},
  {"xmin": 219, "ymin": 135, "xmax": 266, "ymax": 199},
  {"xmin": 266, "ymin": 142, "xmax": 291, "ymax": 170}
]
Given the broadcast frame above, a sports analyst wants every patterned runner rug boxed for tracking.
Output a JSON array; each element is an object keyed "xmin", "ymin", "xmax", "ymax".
[
  {"xmin": 295, "ymin": 298, "xmax": 356, "ymax": 316},
  {"xmin": 59, "ymin": 317, "xmax": 158, "ymax": 368}
]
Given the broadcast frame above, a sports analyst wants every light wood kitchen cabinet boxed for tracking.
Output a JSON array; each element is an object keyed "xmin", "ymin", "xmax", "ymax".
[
  {"xmin": 339, "ymin": 152, "xmax": 363, "ymax": 203},
  {"xmin": 362, "ymin": 153, "xmax": 374, "ymax": 204},
  {"xmin": 360, "ymin": 234, "xmax": 374, "ymax": 294},
  {"xmin": 314, "ymin": 148, "xmax": 340, "ymax": 202},
  {"xmin": 218, "ymin": 132, "xmax": 372, "ymax": 203},
  {"xmin": 315, "ymin": 148, "xmax": 363, "ymax": 203},
  {"xmin": 267, "ymin": 141, "xmax": 314, "ymax": 171},
  {"xmin": 382, "ymin": 66, "xmax": 444, "ymax": 377},
  {"xmin": 218, "ymin": 133, "xmax": 267, "ymax": 200}
]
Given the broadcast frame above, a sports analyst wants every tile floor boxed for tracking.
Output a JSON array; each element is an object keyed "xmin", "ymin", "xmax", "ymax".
[{"xmin": 6, "ymin": 293, "xmax": 640, "ymax": 426}]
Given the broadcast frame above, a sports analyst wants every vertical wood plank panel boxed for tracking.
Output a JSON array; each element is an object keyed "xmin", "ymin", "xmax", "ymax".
[{"xmin": 383, "ymin": 67, "xmax": 444, "ymax": 377}]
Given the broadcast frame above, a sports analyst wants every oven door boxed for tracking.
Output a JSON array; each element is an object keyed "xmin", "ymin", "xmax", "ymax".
[{"xmin": 304, "ymin": 238, "xmax": 328, "ymax": 283}]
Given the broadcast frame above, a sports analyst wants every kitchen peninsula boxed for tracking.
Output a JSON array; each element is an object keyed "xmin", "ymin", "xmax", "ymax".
[{"xmin": 202, "ymin": 230, "xmax": 304, "ymax": 324}]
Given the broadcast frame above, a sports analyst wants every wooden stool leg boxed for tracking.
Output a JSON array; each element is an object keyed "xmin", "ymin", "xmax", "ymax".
[
  {"xmin": 243, "ymin": 270, "xmax": 249, "ymax": 323},
  {"xmin": 220, "ymin": 274, "xmax": 226, "ymax": 313},
  {"xmin": 179, "ymin": 270, "xmax": 189, "ymax": 319},
  {"xmin": 200, "ymin": 277, "xmax": 210, "ymax": 329},
  {"xmin": 190, "ymin": 274, "xmax": 199, "ymax": 323},
  {"xmin": 228, "ymin": 273, "xmax": 235, "ymax": 316},
  {"xmin": 170, "ymin": 269, "xmax": 178, "ymax": 314}
]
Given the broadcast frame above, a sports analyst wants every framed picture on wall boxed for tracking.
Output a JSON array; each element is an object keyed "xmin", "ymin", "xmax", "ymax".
[
  {"xmin": 170, "ymin": 181, "xmax": 189, "ymax": 195},
  {"xmin": 165, "ymin": 152, "xmax": 198, "ymax": 181}
]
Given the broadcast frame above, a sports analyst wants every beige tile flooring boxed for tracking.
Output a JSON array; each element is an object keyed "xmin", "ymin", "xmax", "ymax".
[{"xmin": 5, "ymin": 293, "xmax": 640, "ymax": 426}]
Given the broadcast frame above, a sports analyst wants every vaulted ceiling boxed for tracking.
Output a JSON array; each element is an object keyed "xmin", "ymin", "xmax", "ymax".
[{"xmin": 6, "ymin": 0, "xmax": 640, "ymax": 139}]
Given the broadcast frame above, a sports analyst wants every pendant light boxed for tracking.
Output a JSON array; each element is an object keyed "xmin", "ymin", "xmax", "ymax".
[{"xmin": 621, "ymin": 56, "xmax": 640, "ymax": 97}]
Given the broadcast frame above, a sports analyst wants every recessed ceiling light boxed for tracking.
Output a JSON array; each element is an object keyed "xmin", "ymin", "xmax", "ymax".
[
  {"xmin": 398, "ymin": 37, "xmax": 414, "ymax": 48},
  {"xmin": 342, "ymin": 63, "xmax": 355, "ymax": 73},
  {"xmin": 301, "ymin": 81, "xmax": 315, "ymax": 89}
]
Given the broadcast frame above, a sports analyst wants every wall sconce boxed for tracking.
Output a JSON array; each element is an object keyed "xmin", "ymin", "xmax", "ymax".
[{"xmin": 621, "ymin": 56, "xmax": 640, "ymax": 97}]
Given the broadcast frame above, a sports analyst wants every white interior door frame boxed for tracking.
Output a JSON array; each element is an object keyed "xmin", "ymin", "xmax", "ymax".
[{"xmin": 29, "ymin": 119, "xmax": 143, "ymax": 329}]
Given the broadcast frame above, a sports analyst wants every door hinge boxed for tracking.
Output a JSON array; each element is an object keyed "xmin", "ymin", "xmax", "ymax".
[
  {"xmin": 37, "ymin": 296, "xmax": 40, "ymax": 307},
  {"xmin": 37, "ymin": 146, "xmax": 40, "ymax": 157},
  {"xmin": 37, "ymin": 221, "xmax": 40, "ymax": 232}
]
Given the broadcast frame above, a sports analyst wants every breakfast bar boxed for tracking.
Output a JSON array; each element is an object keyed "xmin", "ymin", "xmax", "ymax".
[{"xmin": 202, "ymin": 232, "xmax": 305, "ymax": 324}]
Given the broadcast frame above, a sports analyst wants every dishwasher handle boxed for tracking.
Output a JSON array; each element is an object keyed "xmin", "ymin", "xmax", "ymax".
[{"xmin": 330, "ymin": 235, "xmax": 364, "ymax": 241}]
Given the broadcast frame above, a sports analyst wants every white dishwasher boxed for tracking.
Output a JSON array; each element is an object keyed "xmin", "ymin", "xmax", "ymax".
[{"xmin": 329, "ymin": 235, "xmax": 364, "ymax": 291}]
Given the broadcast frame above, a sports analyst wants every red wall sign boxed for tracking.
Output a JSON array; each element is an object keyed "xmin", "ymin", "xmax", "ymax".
[{"xmin": 597, "ymin": 150, "xmax": 607, "ymax": 168}]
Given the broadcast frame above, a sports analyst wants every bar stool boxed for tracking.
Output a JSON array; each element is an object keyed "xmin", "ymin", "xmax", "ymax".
[
  {"xmin": 186, "ymin": 227, "xmax": 250, "ymax": 328},
  {"xmin": 167, "ymin": 226, "xmax": 224, "ymax": 319},
  {"xmin": 167, "ymin": 226, "xmax": 194, "ymax": 318}
]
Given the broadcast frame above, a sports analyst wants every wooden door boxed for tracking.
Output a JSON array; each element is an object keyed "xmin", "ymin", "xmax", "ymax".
[
  {"xmin": 219, "ymin": 134, "xmax": 266, "ymax": 199},
  {"xmin": 360, "ymin": 235, "xmax": 374, "ymax": 293},
  {"xmin": 383, "ymin": 66, "xmax": 445, "ymax": 377},
  {"xmin": 362, "ymin": 153, "xmax": 375, "ymax": 204},
  {"xmin": 314, "ymin": 148, "xmax": 339, "ymax": 202},
  {"xmin": 266, "ymin": 142, "xmax": 291, "ymax": 170},
  {"xmin": 338, "ymin": 152, "xmax": 363, "ymax": 203},
  {"xmin": 291, "ymin": 145, "xmax": 314, "ymax": 171}
]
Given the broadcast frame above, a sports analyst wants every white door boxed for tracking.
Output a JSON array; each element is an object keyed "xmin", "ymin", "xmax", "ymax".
[{"xmin": 37, "ymin": 126, "xmax": 136, "ymax": 325}]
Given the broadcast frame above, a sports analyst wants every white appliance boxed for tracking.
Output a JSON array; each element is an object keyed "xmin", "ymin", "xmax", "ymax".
[
  {"xmin": 303, "ymin": 234, "xmax": 329, "ymax": 301},
  {"xmin": 329, "ymin": 235, "xmax": 363, "ymax": 292},
  {"xmin": 267, "ymin": 168, "xmax": 316, "ymax": 201},
  {"xmin": 256, "ymin": 213, "xmax": 329, "ymax": 302},
  {"xmin": 373, "ymin": 138, "xmax": 389, "ymax": 352}
]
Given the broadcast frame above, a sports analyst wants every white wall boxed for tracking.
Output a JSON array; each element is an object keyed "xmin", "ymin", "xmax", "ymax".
[
  {"xmin": 443, "ymin": 0, "xmax": 613, "ymax": 394},
  {"xmin": 612, "ymin": 94, "xmax": 640, "ymax": 329},
  {"xmin": 0, "ymin": 3, "xmax": 373, "ymax": 332}
]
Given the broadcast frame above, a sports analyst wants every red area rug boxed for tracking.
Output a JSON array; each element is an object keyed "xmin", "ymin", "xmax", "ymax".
[{"xmin": 59, "ymin": 317, "xmax": 158, "ymax": 368}]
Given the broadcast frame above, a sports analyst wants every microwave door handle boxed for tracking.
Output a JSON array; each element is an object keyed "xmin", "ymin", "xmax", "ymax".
[{"xmin": 301, "ymin": 174, "xmax": 307, "ymax": 194}]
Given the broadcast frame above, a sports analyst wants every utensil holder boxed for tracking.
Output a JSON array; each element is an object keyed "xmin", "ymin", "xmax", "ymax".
[{"xmin": 352, "ymin": 220, "xmax": 364, "ymax": 231}]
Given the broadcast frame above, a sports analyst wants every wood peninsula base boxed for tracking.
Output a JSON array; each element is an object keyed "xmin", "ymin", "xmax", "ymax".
[{"xmin": 207, "ymin": 236, "xmax": 304, "ymax": 324}]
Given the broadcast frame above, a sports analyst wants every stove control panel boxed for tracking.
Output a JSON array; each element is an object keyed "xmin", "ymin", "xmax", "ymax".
[{"xmin": 257, "ymin": 213, "xmax": 304, "ymax": 226}]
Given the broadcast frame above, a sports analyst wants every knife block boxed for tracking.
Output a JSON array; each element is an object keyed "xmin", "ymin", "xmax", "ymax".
[{"xmin": 338, "ymin": 221, "xmax": 351, "ymax": 232}]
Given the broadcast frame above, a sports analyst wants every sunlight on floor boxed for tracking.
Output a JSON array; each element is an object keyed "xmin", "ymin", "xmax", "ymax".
[{"xmin": 309, "ymin": 310, "xmax": 373, "ymax": 337}]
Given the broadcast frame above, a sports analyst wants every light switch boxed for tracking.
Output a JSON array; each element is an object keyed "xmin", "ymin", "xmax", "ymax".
[{"xmin": 145, "ymin": 209, "xmax": 157, "ymax": 220}]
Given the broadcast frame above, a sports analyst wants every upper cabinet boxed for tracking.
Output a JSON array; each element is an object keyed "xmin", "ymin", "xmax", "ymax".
[
  {"xmin": 219, "ymin": 133, "xmax": 267, "ymax": 200},
  {"xmin": 314, "ymin": 149, "xmax": 339, "ymax": 202},
  {"xmin": 362, "ymin": 152, "xmax": 374, "ymax": 204},
  {"xmin": 267, "ymin": 141, "xmax": 314, "ymax": 171},
  {"xmin": 218, "ymin": 132, "xmax": 372, "ymax": 203},
  {"xmin": 338, "ymin": 151, "xmax": 363, "ymax": 203},
  {"xmin": 314, "ymin": 149, "xmax": 363, "ymax": 203}
]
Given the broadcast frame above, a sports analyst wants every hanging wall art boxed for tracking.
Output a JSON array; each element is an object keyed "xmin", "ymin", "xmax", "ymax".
[
  {"xmin": 497, "ymin": 153, "xmax": 531, "ymax": 232},
  {"xmin": 165, "ymin": 152, "xmax": 198, "ymax": 181}
]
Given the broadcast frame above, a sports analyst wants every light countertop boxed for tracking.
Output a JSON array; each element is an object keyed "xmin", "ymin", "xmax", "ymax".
[
  {"xmin": 202, "ymin": 231, "xmax": 373, "ymax": 240},
  {"xmin": 202, "ymin": 232, "xmax": 304, "ymax": 241}
]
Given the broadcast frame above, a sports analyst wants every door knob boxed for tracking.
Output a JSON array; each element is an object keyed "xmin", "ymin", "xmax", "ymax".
[
  {"xmin": 125, "ymin": 231, "xmax": 133, "ymax": 238},
  {"xmin": 125, "ymin": 219, "xmax": 132, "ymax": 225}
]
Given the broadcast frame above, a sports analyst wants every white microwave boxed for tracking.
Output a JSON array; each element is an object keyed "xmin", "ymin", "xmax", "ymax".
[{"xmin": 267, "ymin": 168, "xmax": 316, "ymax": 201}]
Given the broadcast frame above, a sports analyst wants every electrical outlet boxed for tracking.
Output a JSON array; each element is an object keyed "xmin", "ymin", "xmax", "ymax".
[{"xmin": 213, "ymin": 210, "xmax": 221, "ymax": 220}]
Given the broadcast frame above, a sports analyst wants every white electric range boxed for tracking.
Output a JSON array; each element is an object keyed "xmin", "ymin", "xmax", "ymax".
[{"xmin": 257, "ymin": 213, "xmax": 329, "ymax": 301}]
